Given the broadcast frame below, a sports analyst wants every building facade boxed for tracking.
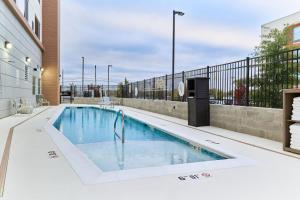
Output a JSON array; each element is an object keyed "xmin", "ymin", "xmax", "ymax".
[
  {"xmin": 261, "ymin": 11, "xmax": 300, "ymax": 46},
  {"xmin": 0, "ymin": 0, "xmax": 60, "ymax": 118}
]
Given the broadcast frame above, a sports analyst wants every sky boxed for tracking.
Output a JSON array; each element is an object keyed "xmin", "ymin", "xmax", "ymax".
[{"xmin": 61, "ymin": 0, "xmax": 300, "ymax": 86}]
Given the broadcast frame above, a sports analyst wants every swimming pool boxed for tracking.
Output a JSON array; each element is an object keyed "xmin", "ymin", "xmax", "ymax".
[
  {"xmin": 54, "ymin": 107, "xmax": 227, "ymax": 172},
  {"xmin": 46, "ymin": 105, "xmax": 252, "ymax": 184}
]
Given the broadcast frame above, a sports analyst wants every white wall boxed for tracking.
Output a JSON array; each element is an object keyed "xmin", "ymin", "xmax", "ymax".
[
  {"xmin": 261, "ymin": 11, "xmax": 300, "ymax": 39},
  {"xmin": 0, "ymin": 0, "xmax": 42, "ymax": 118}
]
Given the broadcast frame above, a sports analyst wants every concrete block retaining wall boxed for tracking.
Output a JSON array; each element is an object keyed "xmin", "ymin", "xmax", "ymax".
[
  {"xmin": 73, "ymin": 97, "xmax": 100, "ymax": 105},
  {"xmin": 121, "ymin": 98, "xmax": 283, "ymax": 142}
]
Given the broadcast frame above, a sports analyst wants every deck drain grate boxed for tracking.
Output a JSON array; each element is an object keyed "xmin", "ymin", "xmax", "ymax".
[
  {"xmin": 205, "ymin": 140, "xmax": 220, "ymax": 144},
  {"xmin": 36, "ymin": 129, "xmax": 42, "ymax": 133},
  {"xmin": 48, "ymin": 151, "xmax": 58, "ymax": 159}
]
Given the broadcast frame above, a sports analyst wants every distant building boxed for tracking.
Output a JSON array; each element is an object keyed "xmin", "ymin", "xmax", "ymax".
[{"xmin": 261, "ymin": 11, "xmax": 300, "ymax": 46}]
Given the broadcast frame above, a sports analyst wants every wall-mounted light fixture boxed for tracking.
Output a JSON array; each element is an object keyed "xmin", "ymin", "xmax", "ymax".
[
  {"xmin": 26, "ymin": 57, "xmax": 31, "ymax": 63},
  {"xmin": 41, "ymin": 67, "xmax": 44, "ymax": 72},
  {"xmin": 4, "ymin": 41, "xmax": 12, "ymax": 49}
]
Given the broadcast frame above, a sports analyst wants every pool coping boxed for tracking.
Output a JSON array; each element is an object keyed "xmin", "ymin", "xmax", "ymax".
[{"xmin": 44, "ymin": 104, "xmax": 255, "ymax": 184}]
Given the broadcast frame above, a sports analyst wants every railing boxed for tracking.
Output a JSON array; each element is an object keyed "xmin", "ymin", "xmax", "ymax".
[
  {"xmin": 60, "ymin": 48, "xmax": 300, "ymax": 109},
  {"xmin": 122, "ymin": 48, "xmax": 300, "ymax": 109},
  {"xmin": 60, "ymin": 85, "xmax": 119, "ymax": 103},
  {"xmin": 114, "ymin": 109, "xmax": 125, "ymax": 143}
]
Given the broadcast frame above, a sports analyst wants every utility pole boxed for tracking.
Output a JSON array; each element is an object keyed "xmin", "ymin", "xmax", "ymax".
[
  {"xmin": 62, "ymin": 69, "xmax": 64, "ymax": 87},
  {"xmin": 94, "ymin": 65, "xmax": 97, "ymax": 86},
  {"xmin": 81, "ymin": 57, "xmax": 85, "ymax": 96},
  {"xmin": 108, "ymin": 65, "xmax": 112, "ymax": 97}
]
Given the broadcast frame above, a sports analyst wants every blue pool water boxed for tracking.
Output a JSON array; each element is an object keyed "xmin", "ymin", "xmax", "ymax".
[{"xmin": 54, "ymin": 107, "xmax": 227, "ymax": 172}]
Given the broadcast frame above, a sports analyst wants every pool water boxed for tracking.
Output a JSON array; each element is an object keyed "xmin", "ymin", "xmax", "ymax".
[{"xmin": 54, "ymin": 107, "xmax": 227, "ymax": 172}]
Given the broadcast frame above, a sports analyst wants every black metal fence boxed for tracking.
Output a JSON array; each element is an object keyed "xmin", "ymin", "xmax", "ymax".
[
  {"xmin": 60, "ymin": 84, "xmax": 119, "ymax": 103},
  {"xmin": 122, "ymin": 48, "xmax": 300, "ymax": 109}
]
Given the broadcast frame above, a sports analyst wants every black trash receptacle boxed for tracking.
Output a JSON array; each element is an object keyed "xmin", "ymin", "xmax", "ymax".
[{"xmin": 187, "ymin": 78, "xmax": 210, "ymax": 127}]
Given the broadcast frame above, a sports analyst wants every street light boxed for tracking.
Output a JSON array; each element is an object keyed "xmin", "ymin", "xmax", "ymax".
[
  {"xmin": 172, "ymin": 10, "xmax": 184, "ymax": 101},
  {"xmin": 62, "ymin": 69, "xmax": 64, "ymax": 87},
  {"xmin": 81, "ymin": 57, "xmax": 85, "ymax": 96},
  {"xmin": 108, "ymin": 65, "xmax": 112, "ymax": 97},
  {"xmin": 94, "ymin": 65, "xmax": 97, "ymax": 86}
]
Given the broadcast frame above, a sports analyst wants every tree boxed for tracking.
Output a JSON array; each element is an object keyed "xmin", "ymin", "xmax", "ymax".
[
  {"xmin": 255, "ymin": 26, "xmax": 291, "ymax": 56},
  {"xmin": 209, "ymin": 88, "xmax": 224, "ymax": 100},
  {"xmin": 116, "ymin": 77, "xmax": 129, "ymax": 97},
  {"xmin": 249, "ymin": 26, "xmax": 299, "ymax": 108}
]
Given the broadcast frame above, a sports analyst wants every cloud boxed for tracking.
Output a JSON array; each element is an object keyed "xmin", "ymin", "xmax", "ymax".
[
  {"xmin": 65, "ymin": 4, "xmax": 258, "ymax": 50},
  {"xmin": 61, "ymin": 0, "xmax": 300, "ymax": 84}
]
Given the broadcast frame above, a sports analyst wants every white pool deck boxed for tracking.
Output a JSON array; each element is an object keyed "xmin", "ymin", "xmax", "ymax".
[{"xmin": 1, "ymin": 105, "xmax": 300, "ymax": 200}]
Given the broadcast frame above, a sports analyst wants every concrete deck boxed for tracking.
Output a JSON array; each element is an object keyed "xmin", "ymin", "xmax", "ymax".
[{"xmin": 1, "ymin": 105, "xmax": 300, "ymax": 200}]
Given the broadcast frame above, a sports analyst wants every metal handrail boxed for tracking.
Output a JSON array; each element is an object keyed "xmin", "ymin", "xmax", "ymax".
[{"xmin": 114, "ymin": 109, "xmax": 125, "ymax": 143}]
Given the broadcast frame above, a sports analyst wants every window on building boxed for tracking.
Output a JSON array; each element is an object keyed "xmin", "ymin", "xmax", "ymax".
[
  {"xmin": 15, "ymin": 0, "xmax": 25, "ymax": 17},
  {"xmin": 25, "ymin": 65, "xmax": 29, "ymax": 81},
  {"xmin": 294, "ymin": 26, "xmax": 300, "ymax": 43},
  {"xmin": 38, "ymin": 78, "xmax": 41, "ymax": 95},
  {"xmin": 35, "ymin": 16, "xmax": 41, "ymax": 39},
  {"xmin": 24, "ymin": 0, "xmax": 29, "ymax": 21},
  {"xmin": 32, "ymin": 76, "xmax": 36, "ymax": 95}
]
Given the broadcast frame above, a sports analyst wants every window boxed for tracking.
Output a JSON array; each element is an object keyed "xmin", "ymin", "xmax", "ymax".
[
  {"xmin": 32, "ymin": 76, "xmax": 36, "ymax": 95},
  {"xmin": 25, "ymin": 65, "xmax": 29, "ymax": 81},
  {"xmin": 35, "ymin": 16, "xmax": 40, "ymax": 39},
  {"xmin": 38, "ymin": 78, "xmax": 41, "ymax": 95},
  {"xmin": 24, "ymin": 0, "xmax": 29, "ymax": 21},
  {"xmin": 15, "ymin": 0, "xmax": 25, "ymax": 17},
  {"xmin": 294, "ymin": 26, "xmax": 300, "ymax": 43}
]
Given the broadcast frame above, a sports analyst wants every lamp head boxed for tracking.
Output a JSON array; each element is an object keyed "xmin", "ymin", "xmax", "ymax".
[
  {"xmin": 26, "ymin": 57, "xmax": 31, "ymax": 63},
  {"xmin": 5, "ymin": 41, "xmax": 12, "ymax": 49},
  {"xmin": 174, "ymin": 10, "xmax": 185, "ymax": 16}
]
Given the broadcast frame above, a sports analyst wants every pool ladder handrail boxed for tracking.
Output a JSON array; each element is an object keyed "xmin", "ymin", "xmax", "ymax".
[{"xmin": 114, "ymin": 109, "xmax": 125, "ymax": 143}]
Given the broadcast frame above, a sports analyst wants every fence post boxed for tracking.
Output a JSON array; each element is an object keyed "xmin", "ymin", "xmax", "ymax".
[
  {"xmin": 121, "ymin": 85, "xmax": 123, "ymax": 98},
  {"xmin": 206, "ymin": 66, "xmax": 210, "ymax": 78},
  {"xmin": 165, "ymin": 75, "xmax": 168, "ymax": 101},
  {"xmin": 136, "ymin": 81, "xmax": 138, "ymax": 98},
  {"xmin": 153, "ymin": 77, "xmax": 155, "ymax": 100},
  {"xmin": 144, "ymin": 79, "xmax": 146, "ymax": 99},
  {"xmin": 246, "ymin": 57, "xmax": 250, "ymax": 106},
  {"xmin": 182, "ymin": 71, "xmax": 185, "ymax": 102},
  {"xmin": 131, "ymin": 83, "xmax": 133, "ymax": 98}
]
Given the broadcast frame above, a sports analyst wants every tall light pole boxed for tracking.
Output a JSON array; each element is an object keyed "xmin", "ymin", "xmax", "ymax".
[
  {"xmin": 62, "ymin": 69, "xmax": 64, "ymax": 87},
  {"xmin": 172, "ymin": 10, "xmax": 184, "ymax": 101},
  {"xmin": 108, "ymin": 65, "xmax": 112, "ymax": 97},
  {"xmin": 81, "ymin": 57, "xmax": 85, "ymax": 96},
  {"xmin": 94, "ymin": 65, "xmax": 97, "ymax": 86}
]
